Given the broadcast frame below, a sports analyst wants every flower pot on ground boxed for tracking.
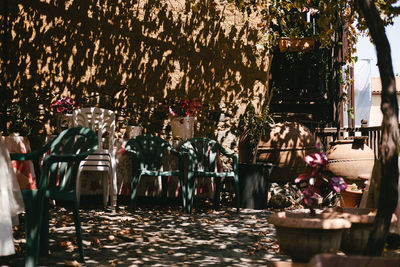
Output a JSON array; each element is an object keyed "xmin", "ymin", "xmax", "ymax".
[
  {"xmin": 256, "ymin": 121, "xmax": 317, "ymax": 183},
  {"xmin": 268, "ymin": 210, "xmax": 351, "ymax": 262},
  {"xmin": 339, "ymin": 208, "xmax": 376, "ymax": 255},
  {"xmin": 238, "ymin": 162, "xmax": 275, "ymax": 209},
  {"xmin": 126, "ymin": 125, "xmax": 143, "ymax": 139},
  {"xmin": 326, "ymin": 137, "xmax": 374, "ymax": 188},
  {"xmin": 340, "ymin": 184, "xmax": 363, "ymax": 208},
  {"xmin": 237, "ymin": 103, "xmax": 274, "ymax": 164},
  {"xmin": 269, "ymin": 149, "xmax": 350, "ymax": 262},
  {"xmin": 338, "ymin": 207, "xmax": 398, "ymax": 255}
]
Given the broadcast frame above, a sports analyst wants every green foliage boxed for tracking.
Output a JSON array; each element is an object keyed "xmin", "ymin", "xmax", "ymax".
[
  {"xmin": 7, "ymin": 103, "xmax": 35, "ymax": 135},
  {"xmin": 238, "ymin": 102, "xmax": 274, "ymax": 162}
]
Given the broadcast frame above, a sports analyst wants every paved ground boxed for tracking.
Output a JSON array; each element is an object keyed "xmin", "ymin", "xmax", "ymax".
[
  {"xmin": 1, "ymin": 196, "xmax": 399, "ymax": 267},
  {"xmin": 1, "ymin": 197, "xmax": 291, "ymax": 267}
]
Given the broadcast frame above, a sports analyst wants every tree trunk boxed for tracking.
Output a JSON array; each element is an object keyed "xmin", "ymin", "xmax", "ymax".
[{"xmin": 357, "ymin": 0, "xmax": 399, "ymax": 256}]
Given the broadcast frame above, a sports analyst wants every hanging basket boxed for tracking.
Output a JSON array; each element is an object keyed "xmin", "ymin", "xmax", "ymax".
[{"xmin": 278, "ymin": 37, "xmax": 315, "ymax": 53}]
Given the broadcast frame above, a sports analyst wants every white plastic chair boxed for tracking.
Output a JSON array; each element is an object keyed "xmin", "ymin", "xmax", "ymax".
[{"xmin": 72, "ymin": 107, "xmax": 117, "ymax": 208}]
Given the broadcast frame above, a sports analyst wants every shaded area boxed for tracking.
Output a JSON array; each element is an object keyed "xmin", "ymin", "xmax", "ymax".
[{"xmin": 3, "ymin": 197, "xmax": 289, "ymax": 266}]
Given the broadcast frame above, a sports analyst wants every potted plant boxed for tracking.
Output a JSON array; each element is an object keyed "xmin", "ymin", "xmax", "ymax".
[
  {"xmin": 268, "ymin": 150, "xmax": 351, "ymax": 262},
  {"xmin": 126, "ymin": 118, "xmax": 143, "ymax": 139},
  {"xmin": 236, "ymin": 103, "xmax": 275, "ymax": 209},
  {"xmin": 160, "ymin": 97, "xmax": 202, "ymax": 140},
  {"xmin": 237, "ymin": 103, "xmax": 274, "ymax": 164},
  {"xmin": 50, "ymin": 96, "xmax": 80, "ymax": 133}
]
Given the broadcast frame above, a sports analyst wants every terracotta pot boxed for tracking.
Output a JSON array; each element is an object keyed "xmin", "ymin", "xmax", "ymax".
[
  {"xmin": 126, "ymin": 125, "xmax": 143, "ymax": 139},
  {"xmin": 170, "ymin": 116, "xmax": 194, "ymax": 140},
  {"xmin": 326, "ymin": 137, "xmax": 374, "ymax": 186},
  {"xmin": 256, "ymin": 122, "xmax": 317, "ymax": 183},
  {"xmin": 268, "ymin": 211, "xmax": 351, "ymax": 262},
  {"xmin": 339, "ymin": 208, "xmax": 376, "ymax": 255},
  {"xmin": 278, "ymin": 37, "xmax": 315, "ymax": 53},
  {"xmin": 55, "ymin": 113, "xmax": 73, "ymax": 134},
  {"xmin": 341, "ymin": 186, "xmax": 363, "ymax": 208}
]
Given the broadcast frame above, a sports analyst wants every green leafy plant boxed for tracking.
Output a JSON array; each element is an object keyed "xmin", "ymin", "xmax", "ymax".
[{"xmin": 238, "ymin": 103, "xmax": 274, "ymax": 163}]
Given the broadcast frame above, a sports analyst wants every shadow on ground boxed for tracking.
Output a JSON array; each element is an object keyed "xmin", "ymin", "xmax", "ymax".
[{"xmin": 1, "ymin": 196, "xmax": 290, "ymax": 266}]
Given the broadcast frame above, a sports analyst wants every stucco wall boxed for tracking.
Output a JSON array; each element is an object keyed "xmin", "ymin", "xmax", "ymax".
[
  {"xmin": 1, "ymin": 0, "xmax": 272, "ymax": 149},
  {"xmin": 370, "ymin": 94, "xmax": 400, "ymax": 126}
]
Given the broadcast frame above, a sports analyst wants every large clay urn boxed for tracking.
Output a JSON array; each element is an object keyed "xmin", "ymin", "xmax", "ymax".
[
  {"xmin": 256, "ymin": 121, "xmax": 317, "ymax": 183},
  {"xmin": 326, "ymin": 137, "xmax": 374, "ymax": 186}
]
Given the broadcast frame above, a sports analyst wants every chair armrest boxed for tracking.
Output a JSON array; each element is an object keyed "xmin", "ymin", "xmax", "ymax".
[
  {"xmin": 217, "ymin": 145, "xmax": 236, "ymax": 159},
  {"xmin": 9, "ymin": 143, "xmax": 51, "ymax": 161},
  {"xmin": 43, "ymin": 153, "xmax": 90, "ymax": 164}
]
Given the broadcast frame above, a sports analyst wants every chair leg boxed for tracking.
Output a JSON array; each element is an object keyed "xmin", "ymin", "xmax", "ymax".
[
  {"xmin": 103, "ymin": 171, "xmax": 110, "ymax": 207},
  {"xmin": 22, "ymin": 190, "xmax": 44, "ymax": 267},
  {"xmin": 110, "ymin": 156, "xmax": 118, "ymax": 208},
  {"xmin": 186, "ymin": 172, "xmax": 196, "ymax": 213},
  {"xmin": 179, "ymin": 174, "xmax": 187, "ymax": 213},
  {"xmin": 73, "ymin": 200, "xmax": 84, "ymax": 262},
  {"xmin": 214, "ymin": 177, "xmax": 221, "ymax": 209},
  {"xmin": 76, "ymin": 168, "xmax": 83, "ymax": 207},
  {"xmin": 129, "ymin": 174, "xmax": 141, "ymax": 212},
  {"xmin": 161, "ymin": 176, "xmax": 168, "ymax": 205},
  {"xmin": 234, "ymin": 174, "xmax": 240, "ymax": 213},
  {"xmin": 39, "ymin": 198, "xmax": 50, "ymax": 257}
]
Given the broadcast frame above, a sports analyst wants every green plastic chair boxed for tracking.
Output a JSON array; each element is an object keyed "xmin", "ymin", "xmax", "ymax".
[
  {"xmin": 124, "ymin": 135, "xmax": 186, "ymax": 212},
  {"xmin": 180, "ymin": 138, "xmax": 240, "ymax": 213},
  {"xmin": 10, "ymin": 127, "xmax": 98, "ymax": 266}
]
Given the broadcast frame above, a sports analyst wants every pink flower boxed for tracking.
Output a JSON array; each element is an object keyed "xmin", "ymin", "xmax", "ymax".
[
  {"xmin": 302, "ymin": 187, "xmax": 319, "ymax": 207},
  {"xmin": 50, "ymin": 96, "xmax": 79, "ymax": 114},
  {"xmin": 304, "ymin": 152, "xmax": 328, "ymax": 169}
]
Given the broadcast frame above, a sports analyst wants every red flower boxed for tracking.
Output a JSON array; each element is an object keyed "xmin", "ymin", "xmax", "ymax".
[{"xmin": 50, "ymin": 96, "xmax": 80, "ymax": 114}]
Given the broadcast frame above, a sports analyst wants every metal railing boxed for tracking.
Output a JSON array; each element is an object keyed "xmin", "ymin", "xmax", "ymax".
[{"xmin": 310, "ymin": 122, "xmax": 382, "ymax": 159}]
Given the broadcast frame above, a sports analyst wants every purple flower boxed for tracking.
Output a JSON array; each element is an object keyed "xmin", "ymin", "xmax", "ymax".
[{"xmin": 330, "ymin": 177, "xmax": 347, "ymax": 193}]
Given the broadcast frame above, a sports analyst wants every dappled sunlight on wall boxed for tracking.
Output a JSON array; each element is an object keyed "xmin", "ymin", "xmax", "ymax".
[{"xmin": 1, "ymin": 0, "xmax": 271, "ymax": 147}]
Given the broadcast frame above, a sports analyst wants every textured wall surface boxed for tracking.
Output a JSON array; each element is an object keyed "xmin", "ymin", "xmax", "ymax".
[{"xmin": 1, "ymin": 0, "xmax": 272, "ymax": 149}]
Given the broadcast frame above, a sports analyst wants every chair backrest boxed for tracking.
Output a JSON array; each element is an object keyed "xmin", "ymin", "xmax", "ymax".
[
  {"xmin": 41, "ymin": 127, "xmax": 98, "ymax": 193},
  {"xmin": 180, "ymin": 138, "xmax": 220, "ymax": 172},
  {"xmin": 125, "ymin": 135, "xmax": 172, "ymax": 171},
  {"xmin": 72, "ymin": 107, "xmax": 115, "ymax": 152}
]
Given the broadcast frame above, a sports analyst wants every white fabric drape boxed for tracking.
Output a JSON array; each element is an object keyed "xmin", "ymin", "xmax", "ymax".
[
  {"xmin": 0, "ymin": 136, "xmax": 24, "ymax": 256},
  {"xmin": 354, "ymin": 59, "xmax": 372, "ymax": 127}
]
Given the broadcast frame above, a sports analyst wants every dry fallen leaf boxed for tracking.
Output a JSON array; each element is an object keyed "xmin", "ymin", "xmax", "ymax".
[
  {"xmin": 63, "ymin": 260, "xmax": 81, "ymax": 266},
  {"xmin": 92, "ymin": 238, "xmax": 101, "ymax": 246},
  {"xmin": 167, "ymin": 250, "xmax": 175, "ymax": 254},
  {"xmin": 58, "ymin": 241, "xmax": 73, "ymax": 247}
]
